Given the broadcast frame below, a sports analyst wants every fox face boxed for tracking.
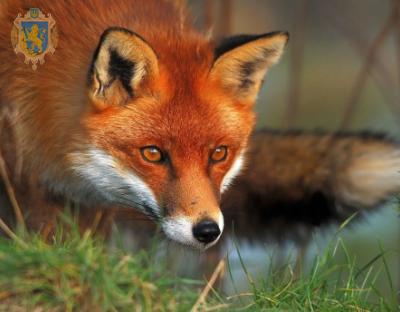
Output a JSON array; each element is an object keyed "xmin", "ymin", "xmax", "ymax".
[{"xmin": 69, "ymin": 28, "xmax": 288, "ymax": 249}]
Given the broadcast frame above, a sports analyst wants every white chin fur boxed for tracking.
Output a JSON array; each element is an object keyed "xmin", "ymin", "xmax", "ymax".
[{"xmin": 162, "ymin": 212, "xmax": 224, "ymax": 250}]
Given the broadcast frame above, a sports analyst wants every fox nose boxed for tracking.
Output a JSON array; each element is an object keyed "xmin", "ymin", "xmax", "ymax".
[{"xmin": 192, "ymin": 219, "xmax": 221, "ymax": 244}]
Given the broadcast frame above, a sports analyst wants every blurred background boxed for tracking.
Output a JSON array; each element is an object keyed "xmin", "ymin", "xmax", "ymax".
[
  {"xmin": 191, "ymin": 0, "xmax": 400, "ymax": 133},
  {"xmin": 115, "ymin": 0, "xmax": 400, "ymax": 304}
]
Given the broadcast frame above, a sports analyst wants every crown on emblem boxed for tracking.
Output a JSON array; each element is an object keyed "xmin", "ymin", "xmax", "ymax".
[{"xmin": 29, "ymin": 8, "xmax": 40, "ymax": 18}]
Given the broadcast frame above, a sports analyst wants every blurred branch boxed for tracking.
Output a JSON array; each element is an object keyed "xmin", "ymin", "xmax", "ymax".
[
  {"xmin": 204, "ymin": 0, "xmax": 213, "ymax": 32},
  {"xmin": 204, "ymin": 0, "xmax": 232, "ymax": 39},
  {"xmin": 339, "ymin": 7, "xmax": 398, "ymax": 130},
  {"xmin": 284, "ymin": 0, "xmax": 310, "ymax": 129},
  {"xmin": 395, "ymin": 0, "xmax": 400, "ymax": 90},
  {"xmin": 0, "ymin": 110, "xmax": 25, "ymax": 228},
  {"xmin": 218, "ymin": 0, "xmax": 232, "ymax": 37},
  {"xmin": 321, "ymin": 3, "xmax": 400, "ymax": 127}
]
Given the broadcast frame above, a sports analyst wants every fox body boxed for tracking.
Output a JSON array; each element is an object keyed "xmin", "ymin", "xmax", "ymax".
[
  {"xmin": 222, "ymin": 129, "xmax": 400, "ymax": 242},
  {"xmin": 0, "ymin": 0, "xmax": 288, "ymax": 248}
]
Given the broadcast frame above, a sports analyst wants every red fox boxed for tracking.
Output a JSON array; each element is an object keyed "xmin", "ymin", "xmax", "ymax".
[
  {"xmin": 1, "ymin": 1, "xmax": 398, "ymax": 250},
  {"xmin": 0, "ymin": 0, "xmax": 288, "ymax": 248}
]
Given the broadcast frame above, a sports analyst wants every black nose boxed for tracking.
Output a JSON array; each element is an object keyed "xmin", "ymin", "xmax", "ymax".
[{"xmin": 192, "ymin": 219, "xmax": 221, "ymax": 244}]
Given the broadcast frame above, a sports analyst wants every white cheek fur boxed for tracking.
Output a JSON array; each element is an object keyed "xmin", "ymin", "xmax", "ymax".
[
  {"xmin": 220, "ymin": 151, "xmax": 245, "ymax": 193},
  {"xmin": 67, "ymin": 148, "xmax": 160, "ymax": 218}
]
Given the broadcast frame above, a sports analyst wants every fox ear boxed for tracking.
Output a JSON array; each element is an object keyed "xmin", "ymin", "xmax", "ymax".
[
  {"xmin": 88, "ymin": 27, "xmax": 159, "ymax": 110},
  {"xmin": 210, "ymin": 31, "xmax": 288, "ymax": 103}
]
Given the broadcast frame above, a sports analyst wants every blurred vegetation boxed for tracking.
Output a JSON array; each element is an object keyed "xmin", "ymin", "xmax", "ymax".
[{"xmin": 191, "ymin": 0, "xmax": 400, "ymax": 133}]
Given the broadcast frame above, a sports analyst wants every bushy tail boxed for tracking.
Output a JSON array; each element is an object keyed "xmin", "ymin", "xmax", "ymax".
[
  {"xmin": 222, "ymin": 129, "xmax": 400, "ymax": 240},
  {"xmin": 335, "ymin": 148, "xmax": 400, "ymax": 210}
]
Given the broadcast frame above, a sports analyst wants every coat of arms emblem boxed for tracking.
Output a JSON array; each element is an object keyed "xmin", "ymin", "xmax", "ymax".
[{"xmin": 11, "ymin": 8, "xmax": 58, "ymax": 70}]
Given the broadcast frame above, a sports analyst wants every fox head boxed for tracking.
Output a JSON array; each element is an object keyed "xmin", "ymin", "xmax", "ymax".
[{"xmin": 70, "ymin": 27, "xmax": 287, "ymax": 249}]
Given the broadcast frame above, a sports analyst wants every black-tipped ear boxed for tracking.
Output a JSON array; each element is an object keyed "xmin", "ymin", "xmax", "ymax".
[
  {"xmin": 88, "ymin": 27, "xmax": 158, "ymax": 110},
  {"xmin": 210, "ymin": 31, "xmax": 288, "ymax": 103}
]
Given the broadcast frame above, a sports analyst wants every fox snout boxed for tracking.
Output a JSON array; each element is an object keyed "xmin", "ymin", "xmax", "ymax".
[
  {"xmin": 162, "ymin": 213, "xmax": 224, "ymax": 249},
  {"xmin": 161, "ymin": 169, "xmax": 225, "ymax": 249},
  {"xmin": 70, "ymin": 148, "xmax": 225, "ymax": 249}
]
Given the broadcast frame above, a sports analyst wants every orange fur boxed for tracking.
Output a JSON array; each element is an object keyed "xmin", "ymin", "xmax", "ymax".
[{"xmin": 0, "ymin": 0, "xmax": 286, "ymax": 247}]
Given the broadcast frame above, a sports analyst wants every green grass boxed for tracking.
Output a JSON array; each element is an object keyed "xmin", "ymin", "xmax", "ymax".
[
  {"xmin": 0, "ymin": 216, "xmax": 398, "ymax": 311},
  {"xmin": 227, "ymin": 238, "xmax": 399, "ymax": 311},
  {"xmin": 0, "ymin": 218, "xmax": 202, "ymax": 311}
]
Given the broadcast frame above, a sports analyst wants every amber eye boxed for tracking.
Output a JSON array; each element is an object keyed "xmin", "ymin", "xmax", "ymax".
[
  {"xmin": 140, "ymin": 146, "xmax": 164, "ymax": 163},
  {"xmin": 210, "ymin": 146, "xmax": 228, "ymax": 163}
]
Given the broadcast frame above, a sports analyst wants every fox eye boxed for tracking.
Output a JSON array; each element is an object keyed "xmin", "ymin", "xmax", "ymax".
[
  {"xmin": 210, "ymin": 146, "xmax": 228, "ymax": 163},
  {"xmin": 140, "ymin": 146, "xmax": 164, "ymax": 163}
]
